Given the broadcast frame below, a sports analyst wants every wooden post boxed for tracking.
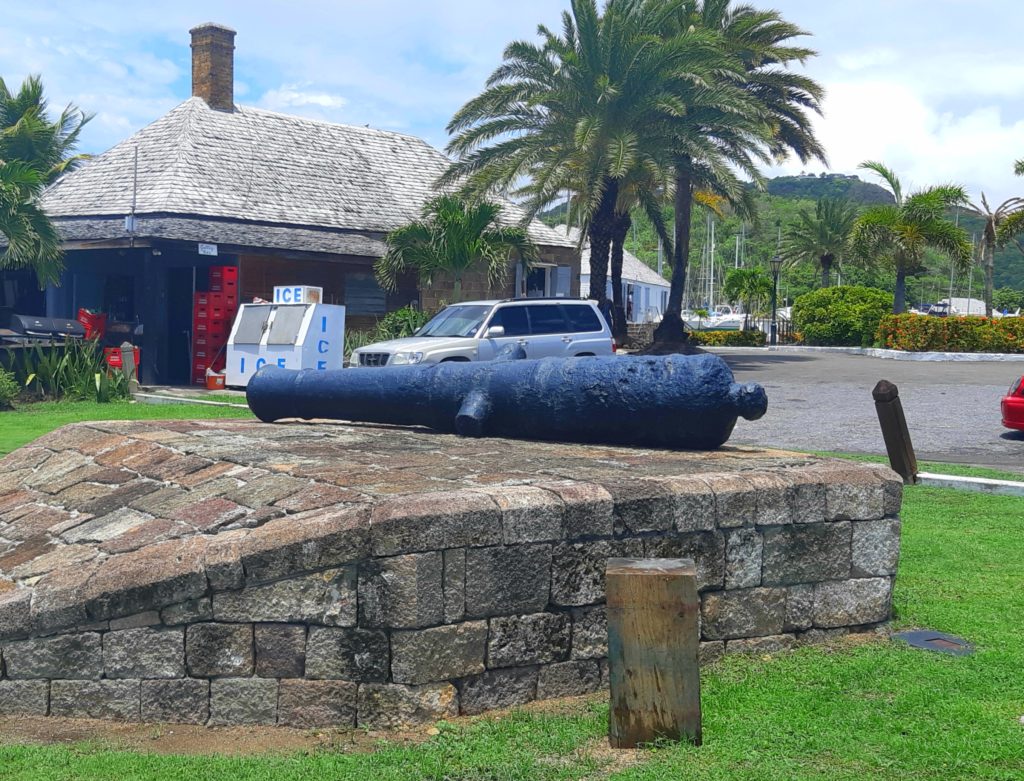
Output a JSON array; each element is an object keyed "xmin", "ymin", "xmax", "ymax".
[
  {"xmin": 119, "ymin": 341, "xmax": 139, "ymax": 394},
  {"xmin": 872, "ymin": 380, "xmax": 918, "ymax": 484},
  {"xmin": 606, "ymin": 558, "xmax": 701, "ymax": 748}
]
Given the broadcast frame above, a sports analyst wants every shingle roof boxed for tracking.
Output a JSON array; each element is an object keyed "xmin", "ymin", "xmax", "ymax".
[
  {"xmin": 42, "ymin": 98, "xmax": 574, "ymax": 253},
  {"xmin": 554, "ymin": 225, "xmax": 669, "ymax": 288}
]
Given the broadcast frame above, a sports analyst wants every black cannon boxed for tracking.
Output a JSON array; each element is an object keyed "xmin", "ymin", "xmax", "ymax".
[{"xmin": 246, "ymin": 353, "xmax": 767, "ymax": 450}]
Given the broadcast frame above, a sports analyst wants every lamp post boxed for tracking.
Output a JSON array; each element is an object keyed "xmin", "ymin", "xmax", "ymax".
[{"xmin": 769, "ymin": 254, "xmax": 783, "ymax": 347}]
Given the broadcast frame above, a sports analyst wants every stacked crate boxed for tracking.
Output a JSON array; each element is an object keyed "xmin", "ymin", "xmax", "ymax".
[{"xmin": 191, "ymin": 266, "xmax": 239, "ymax": 385}]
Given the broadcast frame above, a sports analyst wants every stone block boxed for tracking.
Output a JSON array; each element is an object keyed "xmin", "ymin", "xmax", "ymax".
[
  {"xmin": 700, "ymin": 588, "xmax": 787, "ymax": 640},
  {"xmin": 255, "ymin": 624, "xmax": 306, "ymax": 678},
  {"xmin": 305, "ymin": 627, "xmax": 389, "ymax": 682},
  {"xmin": 745, "ymin": 472, "xmax": 796, "ymax": 526},
  {"xmin": 458, "ymin": 666, "xmax": 538, "ymax": 716},
  {"xmin": 357, "ymin": 682, "xmax": 458, "ymax": 729},
  {"xmin": 813, "ymin": 578, "xmax": 893, "ymax": 628},
  {"xmin": 784, "ymin": 584, "xmax": 814, "ymax": 632},
  {"xmin": 162, "ymin": 597, "xmax": 213, "ymax": 626},
  {"xmin": 852, "ymin": 519, "xmax": 901, "ymax": 577},
  {"xmin": 209, "ymin": 678, "xmax": 278, "ymax": 726},
  {"xmin": 464, "ymin": 544, "xmax": 551, "ymax": 618},
  {"xmin": 443, "ymin": 548, "xmax": 466, "ymax": 623},
  {"xmin": 825, "ymin": 471, "xmax": 885, "ymax": 521},
  {"xmin": 725, "ymin": 528, "xmax": 762, "ymax": 589},
  {"xmin": 0, "ymin": 589, "xmax": 31, "ymax": 641},
  {"xmin": 536, "ymin": 660, "xmax": 601, "ymax": 699},
  {"xmin": 109, "ymin": 611, "xmax": 162, "ymax": 631},
  {"xmin": 647, "ymin": 476, "xmax": 716, "ymax": 532},
  {"xmin": 141, "ymin": 679, "xmax": 210, "ymax": 724},
  {"xmin": 699, "ymin": 640, "xmax": 725, "ymax": 666},
  {"xmin": 785, "ymin": 469, "xmax": 828, "ymax": 524},
  {"xmin": 223, "ymin": 474, "xmax": 307, "ymax": 508},
  {"xmin": 51, "ymin": 680, "xmax": 140, "ymax": 721},
  {"xmin": 3, "ymin": 632, "xmax": 102, "ymax": 679},
  {"xmin": 700, "ymin": 473, "xmax": 755, "ymax": 528},
  {"xmin": 761, "ymin": 522, "xmax": 851, "ymax": 586},
  {"xmin": 605, "ymin": 481, "xmax": 675, "ymax": 534},
  {"xmin": 391, "ymin": 621, "xmax": 488, "ymax": 685},
  {"xmin": 371, "ymin": 491, "xmax": 501, "ymax": 556},
  {"xmin": 571, "ymin": 606, "xmax": 607, "ymax": 660},
  {"xmin": 358, "ymin": 553, "xmax": 443, "ymax": 629},
  {"xmin": 487, "ymin": 613, "xmax": 571, "ymax": 668},
  {"xmin": 279, "ymin": 679, "xmax": 357, "ymax": 728},
  {"xmin": 234, "ymin": 505, "xmax": 370, "ymax": 583},
  {"xmin": 0, "ymin": 680, "xmax": 49, "ymax": 715},
  {"xmin": 645, "ymin": 531, "xmax": 726, "ymax": 591},
  {"xmin": 536, "ymin": 481, "xmax": 614, "ymax": 539},
  {"xmin": 104, "ymin": 627, "xmax": 184, "ymax": 679},
  {"xmin": 214, "ymin": 568, "xmax": 357, "ymax": 626},
  {"xmin": 725, "ymin": 634, "xmax": 796, "ymax": 655},
  {"xmin": 483, "ymin": 486, "xmax": 564, "ymax": 544},
  {"xmin": 550, "ymin": 539, "xmax": 643, "ymax": 607},
  {"xmin": 796, "ymin": 627, "xmax": 848, "ymax": 646},
  {"xmin": 185, "ymin": 623, "xmax": 253, "ymax": 677}
]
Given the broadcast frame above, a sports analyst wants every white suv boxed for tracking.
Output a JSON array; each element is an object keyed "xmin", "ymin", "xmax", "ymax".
[{"xmin": 351, "ymin": 299, "xmax": 614, "ymax": 367}]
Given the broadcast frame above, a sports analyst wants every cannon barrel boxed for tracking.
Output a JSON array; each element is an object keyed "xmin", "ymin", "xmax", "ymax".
[{"xmin": 246, "ymin": 353, "xmax": 767, "ymax": 450}]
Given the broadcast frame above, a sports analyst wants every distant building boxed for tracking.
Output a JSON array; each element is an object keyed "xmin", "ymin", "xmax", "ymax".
[
  {"xmin": 4, "ymin": 24, "xmax": 576, "ymax": 384},
  {"xmin": 558, "ymin": 226, "xmax": 671, "ymax": 323}
]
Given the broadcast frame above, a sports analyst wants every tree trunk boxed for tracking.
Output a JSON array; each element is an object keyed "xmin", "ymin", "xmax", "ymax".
[
  {"xmin": 893, "ymin": 266, "xmax": 907, "ymax": 314},
  {"xmin": 453, "ymin": 274, "xmax": 462, "ymax": 303},
  {"xmin": 587, "ymin": 180, "xmax": 619, "ymax": 321},
  {"xmin": 984, "ymin": 233, "xmax": 995, "ymax": 318},
  {"xmin": 653, "ymin": 160, "xmax": 693, "ymax": 346},
  {"xmin": 820, "ymin": 255, "xmax": 833, "ymax": 288},
  {"xmin": 610, "ymin": 212, "xmax": 631, "ymax": 344}
]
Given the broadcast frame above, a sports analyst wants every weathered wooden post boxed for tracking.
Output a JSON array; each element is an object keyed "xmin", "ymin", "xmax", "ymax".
[
  {"xmin": 606, "ymin": 558, "xmax": 701, "ymax": 748},
  {"xmin": 120, "ymin": 341, "xmax": 139, "ymax": 394},
  {"xmin": 872, "ymin": 380, "xmax": 918, "ymax": 484}
]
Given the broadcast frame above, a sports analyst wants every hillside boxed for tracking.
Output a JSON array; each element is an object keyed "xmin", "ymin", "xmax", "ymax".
[{"xmin": 765, "ymin": 173, "xmax": 894, "ymax": 204}]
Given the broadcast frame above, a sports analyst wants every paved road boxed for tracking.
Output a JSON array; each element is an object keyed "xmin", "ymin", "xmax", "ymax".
[{"xmin": 713, "ymin": 350, "xmax": 1024, "ymax": 473}]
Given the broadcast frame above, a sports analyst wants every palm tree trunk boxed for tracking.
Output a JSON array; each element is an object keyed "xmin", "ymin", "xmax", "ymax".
[
  {"xmin": 820, "ymin": 255, "xmax": 833, "ymax": 288},
  {"xmin": 610, "ymin": 212, "xmax": 630, "ymax": 344},
  {"xmin": 984, "ymin": 234, "xmax": 995, "ymax": 318},
  {"xmin": 453, "ymin": 274, "xmax": 462, "ymax": 303},
  {"xmin": 653, "ymin": 160, "xmax": 693, "ymax": 346},
  {"xmin": 587, "ymin": 180, "xmax": 618, "ymax": 314},
  {"xmin": 893, "ymin": 266, "xmax": 907, "ymax": 314}
]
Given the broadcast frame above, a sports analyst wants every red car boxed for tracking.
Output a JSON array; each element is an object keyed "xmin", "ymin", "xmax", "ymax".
[{"xmin": 1002, "ymin": 376, "xmax": 1024, "ymax": 431}]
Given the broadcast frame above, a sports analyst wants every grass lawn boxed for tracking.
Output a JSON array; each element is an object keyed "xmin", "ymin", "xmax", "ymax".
[
  {"xmin": 0, "ymin": 412, "xmax": 1021, "ymax": 779},
  {"xmin": 0, "ymin": 400, "xmax": 253, "ymax": 456}
]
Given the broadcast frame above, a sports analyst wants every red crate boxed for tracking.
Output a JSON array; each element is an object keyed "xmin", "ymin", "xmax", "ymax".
[
  {"xmin": 193, "ymin": 334, "xmax": 227, "ymax": 350},
  {"xmin": 193, "ymin": 317, "xmax": 228, "ymax": 333},
  {"xmin": 209, "ymin": 266, "xmax": 238, "ymax": 282},
  {"xmin": 77, "ymin": 308, "xmax": 107, "ymax": 340},
  {"xmin": 103, "ymin": 346, "xmax": 140, "ymax": 369}
]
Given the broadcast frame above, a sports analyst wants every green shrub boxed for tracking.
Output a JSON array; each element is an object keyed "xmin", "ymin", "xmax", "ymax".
[
  {"xmin": 375, "ymin": 305, "xmax": 431, "ymax": 341},
  {"xmin": 2, "ymin": 340, "xmax": 131, "ymax": 402},
  {"xmin": 792, "ymin": 286, "xmax": 893, "ymax": 346},
  {"xmin": 877, "ymin": 314, "xmax": 1024, "ymax": 353},
  {"xmin": 0, "ymin": 368, "xmax": 18, "ymax": 409},
  {"xmin": 691, "ymin": 329, "xmax": 767, "ymax": 347}
]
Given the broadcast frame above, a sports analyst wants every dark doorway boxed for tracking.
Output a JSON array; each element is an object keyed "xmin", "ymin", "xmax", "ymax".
[{"xmin": 166, "ymin": 267, "xmax": 195, "ymax": 385}]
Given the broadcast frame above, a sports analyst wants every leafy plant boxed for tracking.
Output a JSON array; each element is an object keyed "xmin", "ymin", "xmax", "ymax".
[
  {"xmin": 792, "ymin": 285, "xmax": 893, "ymax": 346},
  {"xmin": 722, "ymin": 267, "xmax": 773, "ymax": 328},
  {"xmin": 877, "ymin": 314, "xmax": 1024, "ymax": 353},
  {"xmin": 0, "ymin": 367, "xmax": 18, "ymax": 409},
  {"xmin": 344, "ymin": 330, "xmax": 377, "ymax": 362},
  {"xmin": 690, "ymin": 329, "xmax": 766, "ymax": 347},
  {"xmin": 3, "ymin": 339, "xmax": 130, "ymax": 402},
  {"xmin": 375, "ymin": 305, "xmax": 431, "ymax": 341}
]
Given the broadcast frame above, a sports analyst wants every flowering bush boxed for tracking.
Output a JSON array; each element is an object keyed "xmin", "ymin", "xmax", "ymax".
[
  {"xmin": 792, "ymin": 286, "xmax": 894, "ymax": 347},
  {"xmin": 690, "ymin": 329, "xmax": 767, "ymax": 347},
  {"xmin": 877, "ymin": 314, "xmax": 1024, "ymax": 353}
]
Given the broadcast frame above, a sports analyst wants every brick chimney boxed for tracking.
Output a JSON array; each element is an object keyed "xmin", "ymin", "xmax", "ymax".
[{"xmin": 189, "ymin": 23, "xmax": 236, "ymax": 111}]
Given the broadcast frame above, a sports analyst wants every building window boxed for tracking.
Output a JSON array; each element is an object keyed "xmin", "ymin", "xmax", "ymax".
[{"xmin": 345, "ymin": 272, "xmax": 387, "ymax": 315}]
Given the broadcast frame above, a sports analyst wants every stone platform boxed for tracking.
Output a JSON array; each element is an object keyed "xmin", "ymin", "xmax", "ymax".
[{"xmin": 0, "ymin": 419, "xmax": 902, "ymax": 728}]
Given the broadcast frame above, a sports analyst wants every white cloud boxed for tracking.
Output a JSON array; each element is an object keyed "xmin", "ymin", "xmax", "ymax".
[{"xmin": 260, "ymin": 84, "xmax": 347, "ymax": 111}]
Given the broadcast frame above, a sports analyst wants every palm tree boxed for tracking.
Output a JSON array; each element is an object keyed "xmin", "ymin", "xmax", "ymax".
[
  {"xmin": 374, "ymin": 195, "xmax": 539, "ymax": 302},
  {"xmin": 996, "ymin": 160, "xmax": 1024, "ymax": 258},
  {"xmin": 722, "ymin": 266, "xmax": 771, "ymax": 329},
  {"xmin": 783, "ymin": 197, "xmax": 858, "ymax": 288},
  {"xmin": 648, "ymin": 0, "xmax": 827, "ymax": 345},
  {"xmin": 1, "ymin": 75, "xmax": 91, "ymax": 183},
  {"xmin": 443, "ymin": 0, "xmax": 717, "ymax": 317},
  {"xmin": 851, "ymin": 162, "xmax": 971, "ymax": 314},
  {"xmin": 966, "ymin": 191, "xmax": 1024, "ymax": 318},
  {"xmin": 0, "ymin": 160, "xmax": 63, "ymax": 286}
]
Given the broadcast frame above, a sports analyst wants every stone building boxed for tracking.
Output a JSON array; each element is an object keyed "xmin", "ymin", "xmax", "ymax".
[{"xmin": 11, "ymin": 23, "xmax": 576, "ymax": 384}]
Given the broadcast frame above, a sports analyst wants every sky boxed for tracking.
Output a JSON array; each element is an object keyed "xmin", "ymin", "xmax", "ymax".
[{"xmin": 2, "ymin": 1, "xmax": 1022, "ymax": 200}]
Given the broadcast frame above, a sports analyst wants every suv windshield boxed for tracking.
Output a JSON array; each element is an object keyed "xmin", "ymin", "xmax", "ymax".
[{"xmin": 416, "ymin": 305, "xmax": 492, "ymax": 338}]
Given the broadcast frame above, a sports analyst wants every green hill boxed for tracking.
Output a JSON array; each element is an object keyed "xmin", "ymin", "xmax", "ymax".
[{"xmin": 765, "ymin": 173, "xmax": 894, "ymax": 204}]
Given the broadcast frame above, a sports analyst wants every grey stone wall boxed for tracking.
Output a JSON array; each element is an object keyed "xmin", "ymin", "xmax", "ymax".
[{"xmin": 0, "ymin": 462, "xmax": 900, "ymax": 729}]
